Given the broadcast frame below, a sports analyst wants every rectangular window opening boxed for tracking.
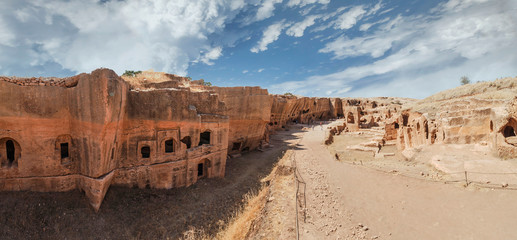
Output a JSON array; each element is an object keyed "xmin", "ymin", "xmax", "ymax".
[
  {"xmin": 165, "ymin": 139, "xmax": 174, "ymax": 153},
  {"xmin": 60, "ymin": 143, "xmax": 69, "ymax": 159},
  {"xmin": 197, "ymin": 163, "xmax": 204, "ymax": 177}
]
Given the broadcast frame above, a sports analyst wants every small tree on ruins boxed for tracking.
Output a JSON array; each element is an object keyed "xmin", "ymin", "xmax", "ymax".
[
  {"xmin": 460, "ymin": 76, "xmax": 470, "ymax": 85},
  {"xmin": 122, "ymin": 70, "xmax": 142, "ymax": 77}
]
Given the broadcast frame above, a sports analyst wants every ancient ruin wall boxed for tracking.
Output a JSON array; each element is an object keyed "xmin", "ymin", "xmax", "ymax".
[
  {"xmin": 0, "ymin": 69, "xmax": 128, "ymax": 210},
  {"xmin": 270, "ymin": 95, "xmax": 336, "ymax": 129},
  {"xmin": 393, "ymin": 78, "xmax": 517, "ymax": 159},
  {"xmin": 0, "ymin": 69, "xmax": 229, "ymax": 210},
  {"xmin": 340, "ymin": 97, "xmax": 409, "ymax": 133},
  {"xmin": 8, "ymin": 69, "xmax": 515, "ymax": 211},
  {"xmin": 113, "ymin": 87, "xmax": 228, "ymax": 190},
  {"xmin": 211, "ymin": 87, "xmax": 271, "ymax": 153}
]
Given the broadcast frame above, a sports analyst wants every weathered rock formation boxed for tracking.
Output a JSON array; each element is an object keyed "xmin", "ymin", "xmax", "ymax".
[
  {"xmin": 392, "ymin": 78, "xmax": 517, "ymax": 159},
  {"xmin": 210, "ymin": 87, "xmax": 271, "ymax": 153},
  {"xmin": 340, "ymin": 97, "xmax": 412, "ymax": 133},
  {"xmin": 269, "ymin": 95, "xmax": 341, "ymax": 128},
  {"xmin": 3, "ymin": 67, "xmax": 516, "ymax": 211},
  {"xmin": 0, "ymin": 69, "xmax": 228, "ymax": 211},
  {"xmin": 0, "ymin": 69, "xmax": 342, "ymax": 211}
]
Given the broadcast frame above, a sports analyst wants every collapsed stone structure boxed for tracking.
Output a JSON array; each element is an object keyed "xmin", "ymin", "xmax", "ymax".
[
  {"xmin": 390, "ymin": 78, "xmax": 517, "ymax": 159},
  {"xmin": 325, "ymin": 97, "xmax": 412, "ymax": 149},
  {"xmin": 330, "ymin": 78, "xmax": 517, "ymax": 162},
  {"xmin": 0, "ymin": 69, "xmax": 342, "ymax": 211}
]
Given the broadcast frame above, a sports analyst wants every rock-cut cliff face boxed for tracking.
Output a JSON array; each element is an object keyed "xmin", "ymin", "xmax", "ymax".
[
  {"xmin": 10, "ymin": 69, "xmax": 515, "ymax": 211},
  {"xmin": 210, "ymin": 87, "xmax": 271, "ymax": 153},
  {"xmin": 0, "ymin": 69, "xmax": 230, "ymax": 211},
  {"xmin": 0, "ymin": 69, "xmax": 128, "ymax": 210},
  {"xmin": 392, "ymin": 77, "xmax": 517, "ymax": 159},
  {"xmin": 269, "ymin": 95, "xmax": 340, "ymax": 129}
]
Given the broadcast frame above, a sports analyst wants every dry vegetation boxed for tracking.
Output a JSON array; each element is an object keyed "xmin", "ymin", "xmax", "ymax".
[
  {"xmin": 0, "ymin": 146, "xmax": 286, "ymax": 240},
  {"xmin": 120, "ymin": 70, "xmax": 210, "ymax": 91},
  {"xmin": 408, "ymin": 77, "xmax": 517, "ymax": 114},
  {"xmin": 185, "ymin": 139, "xmax": 298, "ymax": 240},
  {"xmin": 121, "ymin": 70, "xmax": 176, "ymax": 88}
]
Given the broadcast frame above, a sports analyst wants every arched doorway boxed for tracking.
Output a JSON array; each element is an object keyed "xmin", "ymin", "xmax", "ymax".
[
  {"xmin": 6, "ymin": 140, "xmax": 14, "ymax": 164},
  {"xmin": 347, "ymin": 112, "xmax": 355, "ymax": 124},
  {"xmin": 1, "ymin": 138, "xmax": 20, "ymax": 168},
  {"xmin": 197, "ymin": 159, "xmax": 211, "ymax": 179},
  {"xmin": 503, "ymin": 126, "xmax": 516, "ymax": 137}
]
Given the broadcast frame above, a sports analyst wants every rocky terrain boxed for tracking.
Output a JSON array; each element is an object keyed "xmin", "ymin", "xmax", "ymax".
[{"xmin": 2, "ymin": 69, "xmax": 517, "ymax": 239}]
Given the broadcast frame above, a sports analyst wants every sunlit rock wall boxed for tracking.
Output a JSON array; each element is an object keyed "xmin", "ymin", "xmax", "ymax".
[
  {"xmin": 0, "ymin": 69, "xmax": 229, "ymax": 211},
  {"xmin": 211, "ymin": 87, "xmax": 271, "ymax": 153}
]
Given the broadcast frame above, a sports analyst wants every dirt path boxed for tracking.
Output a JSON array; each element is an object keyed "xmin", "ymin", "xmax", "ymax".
[{"xmin": 295, "ymin": 121, "xmax": 517, "ymax": 239}]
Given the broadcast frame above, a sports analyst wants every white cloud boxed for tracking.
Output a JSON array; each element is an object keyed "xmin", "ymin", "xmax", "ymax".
[
  {"xmin": 0, "ymin": 0, "xmax": 246, "ymax": 76},
  {"xmin": 314, "ymin": 2, "xmax": 385, "ymax": 33},
  {"xmin": 287, "ymin": 0, "xmax": 330, "ymax": 7},
  {"xmin": 255, "ymin": 0, "xmax": 283, "ymax": 22},
  {"xmin": 251, "ymin": 21, "xmax": 289, "ymax": 53},
  {"xmin": 286, "ymin": 15, "xmax": 319, "ymax": 37},
  {"xmin": 242, "ymin": 70, "xmax": 249, "ymax": 74},
  {"xmin": 367, "ymin": 1, "xmax": 383, "ymax": 16},
  {"xmin": 271, "ymin": 0, "xmax": 517, "ymax": 97},
  {"xmin": 333, "ymin": 5, "xmax": 367, "ymax": 30},
  {"xmin": 310, "ymin": 7, "xmax": 349, "ymax": 32},
  {"xmin": 359, "ymin": 23, "xmax": 373, "ymax": 31},
  {"xmin": 320, "ymin": 16, "xmax": 410, "ymax": 59},
  {"xmin": 258, "ymin": 68, "xmax": 265, "ymax": 72},
  {"xmin": 300, "ymin": 5, "xmax": 316, "ymax": 16},
  {"xmin": 199, "ymin": 46, "xmax": 223, "ymax": 65},
  {"xmin": 0, "ymin": 18, "xmax": 15, "ymax": 47}
]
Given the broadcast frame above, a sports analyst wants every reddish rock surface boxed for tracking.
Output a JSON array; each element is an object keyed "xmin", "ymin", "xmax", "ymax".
[
  {"xmin": 0, "ymin": 69, "xmax": 344, "ymax": 211},
  {"xmin": 0, "ymin": 69, "xmax": 228, "ymax": 211},
  {"xmin": 3, "ymin": 68, "xmax": 516, "ymax": 212}
]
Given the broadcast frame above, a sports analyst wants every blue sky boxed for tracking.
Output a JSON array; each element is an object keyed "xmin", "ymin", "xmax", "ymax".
[{"xmin": 1, "ymin": 0, "xmax": 516, "ymax": 98}]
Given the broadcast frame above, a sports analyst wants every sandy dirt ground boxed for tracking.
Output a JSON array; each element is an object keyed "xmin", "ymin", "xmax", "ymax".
[
  {"xmin": 291, "ymin": 121, "xmax": 517, "ymax": 239},
  {"xmin": 4, "ymin": 121, "xmax": 517, "ymax": 240},
  {"xmin": 0, "ymin": 129, "xmax": 303, "ymax": 240}
]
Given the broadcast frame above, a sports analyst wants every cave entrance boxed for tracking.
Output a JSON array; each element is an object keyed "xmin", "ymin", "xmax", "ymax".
[
  {"xmin": 402, "ymin": 114, "xmax": 409, "ymax": 126},
  {"xmin": 165, "ymin": 139, "xmax": 174, "ymax": 153},
  {"xmin": 232, "ymin": 142, "xmax": 241, "ymax": 151},
  {"xmin": 60, "ymin": 143, "xmax": 69, "ymax": 159},
  {"xmin": 347, "ymin": 112, "xmax": 355, "ymax": 124},
  {"xmin": 141, "ymin": 146, "xmax": 150, "ymax": 158},
  {"xmin": 6, "ymin": 140, "xmax": 14, "ymax": 164},
  {"xmin": 424, "ymin": 122, "xmax": 429, "ymax": 139},
  {"xmin": 199, "ymin": 131, "xmax": 211, "ymax": 146},
  {"xmin": 503, "ymin": 126, "xmax": 516, "ymax": 137},
  {"xmin": 181, "ymin": 136, "xmax": 192, "ymax": 149},
  {"xmin": 198, "ymin": 159, "xmax": 211, "ymax": 178},
  {"xmin": 197, "ymin": 163, "xmax": 204, "ymax": 177}
]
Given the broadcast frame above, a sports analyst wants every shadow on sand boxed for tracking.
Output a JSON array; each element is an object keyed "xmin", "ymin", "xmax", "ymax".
[{"xmin": 0, "ymin": 126, "xmax": 307, "ymax": 239}]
